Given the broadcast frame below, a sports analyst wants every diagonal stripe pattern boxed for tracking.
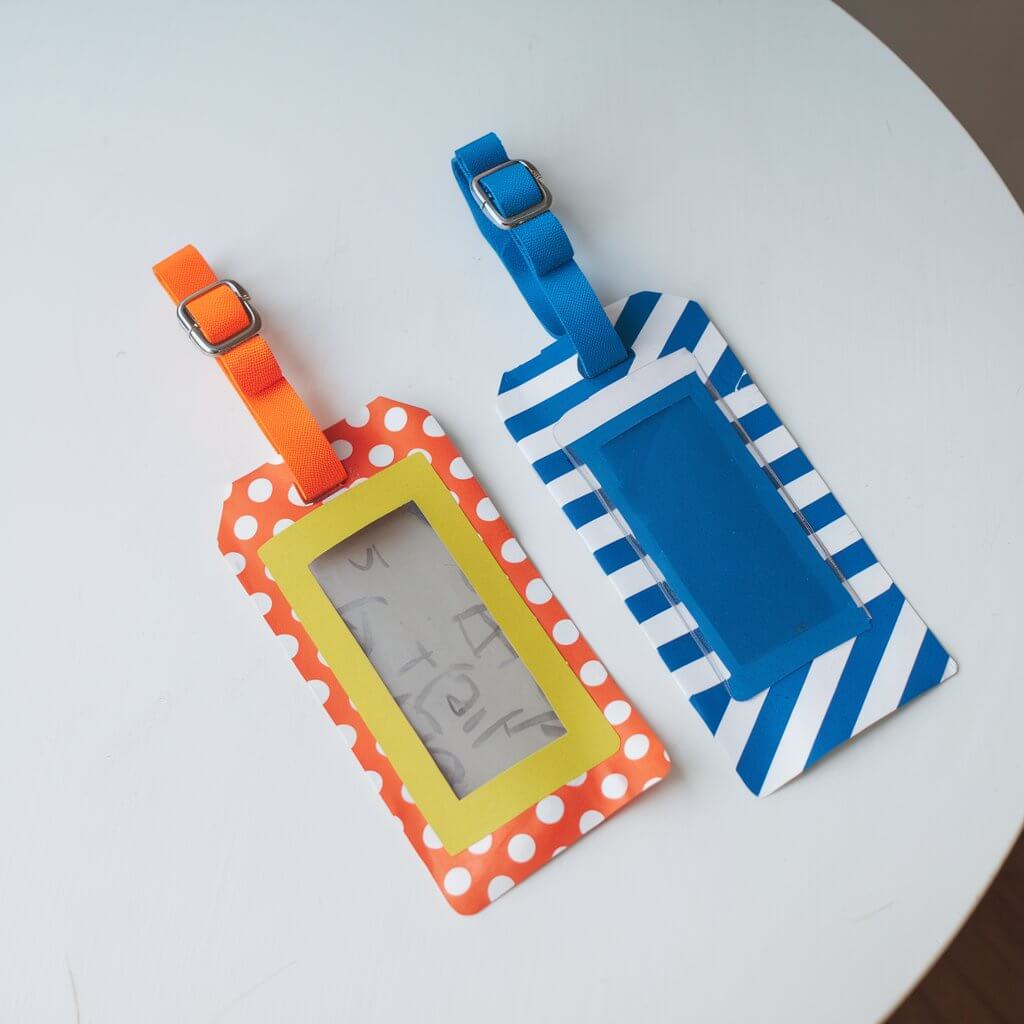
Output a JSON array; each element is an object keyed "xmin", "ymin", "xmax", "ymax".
[{"xmin": 497, "ymin": 292, "xmax": 956, "ymax": 795}]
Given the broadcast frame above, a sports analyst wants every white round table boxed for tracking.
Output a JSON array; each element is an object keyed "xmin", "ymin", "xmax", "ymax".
[{"xmin": 2, "ymin": 1, "xmax": 1021, "ymax": 1020}]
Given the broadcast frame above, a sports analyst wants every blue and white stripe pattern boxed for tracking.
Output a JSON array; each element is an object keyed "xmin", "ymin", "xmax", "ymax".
[{"xmin": 498, "ymin": 292, "xmax": 956, "ymax": 795}]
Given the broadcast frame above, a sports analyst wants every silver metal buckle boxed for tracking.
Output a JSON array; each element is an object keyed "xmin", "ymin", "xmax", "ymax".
[
  {"xmin": 176, "ymin": 279, "xmax": 262, "ymax": 356},
  {"xmin": 470, "ymin": 159, "xmax": 552, "ymax": 229}
]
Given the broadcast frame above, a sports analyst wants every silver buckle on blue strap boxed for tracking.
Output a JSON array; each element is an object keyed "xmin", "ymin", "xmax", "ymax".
[{"xmin": 470, "ymin": 159, "xmax": 552, "ymax": 229}]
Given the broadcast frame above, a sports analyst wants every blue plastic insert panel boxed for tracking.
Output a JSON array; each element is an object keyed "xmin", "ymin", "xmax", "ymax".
[{"xmin": 567, "ymin": 372, "xmax": 870, "ymax": 700}]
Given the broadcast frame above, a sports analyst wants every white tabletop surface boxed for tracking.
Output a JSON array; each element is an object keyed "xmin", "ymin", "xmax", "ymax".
[{"xmin": 2, "ymin": 1, "xmax": 1022, "ymax": 1021}]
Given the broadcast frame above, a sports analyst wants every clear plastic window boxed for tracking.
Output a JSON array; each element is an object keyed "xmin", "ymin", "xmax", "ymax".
[{"xmin": 309, "ymin": 503, "xmax": 565, "ymax": 797}]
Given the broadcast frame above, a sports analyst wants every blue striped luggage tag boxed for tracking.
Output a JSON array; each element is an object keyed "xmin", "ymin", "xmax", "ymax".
[
  {"xmin": 451, "ymin": 133, "xmax": 957, "ymax": 795},
  {"xmin": 497, "ymin": 291, "xmax": 957, "ymax": 795}
]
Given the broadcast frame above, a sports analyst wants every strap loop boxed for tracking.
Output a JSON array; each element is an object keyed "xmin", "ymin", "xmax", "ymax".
[
  {"xmin": 153, "ymin": 245, "xmax": 347, "ymax": 504},
  {"xmin": 452, "ymin": 132, "xmax": 627, "ymax": 379}
]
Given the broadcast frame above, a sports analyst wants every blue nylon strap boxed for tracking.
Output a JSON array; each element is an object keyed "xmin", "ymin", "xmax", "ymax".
[{"xmin": 452, "ymin": 132, "xmax": 628, "ymax": 378}]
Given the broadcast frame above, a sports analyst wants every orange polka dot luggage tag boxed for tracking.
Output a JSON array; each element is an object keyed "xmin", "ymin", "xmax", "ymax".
[{"xmin": 153, "ymin": 244, "xmax": 670, "ymax": 914}]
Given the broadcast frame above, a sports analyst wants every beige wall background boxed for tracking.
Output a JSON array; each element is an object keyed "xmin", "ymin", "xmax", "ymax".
[{"xmin": 833, "ymin": 3, "xmax": 1023, "ymax": 1020}]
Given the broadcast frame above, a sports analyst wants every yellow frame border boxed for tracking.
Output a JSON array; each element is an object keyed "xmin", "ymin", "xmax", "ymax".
[{"xmin": 259, "ymin": 454, "xmax": 619, "ymax": 853}]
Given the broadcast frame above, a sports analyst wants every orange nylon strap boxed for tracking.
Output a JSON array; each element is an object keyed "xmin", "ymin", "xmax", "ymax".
[{"xmin": 153, "ymin": 245, "xmax": 347, "ymax": 503}]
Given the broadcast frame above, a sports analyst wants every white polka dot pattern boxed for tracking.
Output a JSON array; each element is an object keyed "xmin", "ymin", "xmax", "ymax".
[
  {"xmin": 384, "ymin": 407, "xmax": 408, "ymax": 432},
  {"xmin": 535, "ymin": 795, "xmax": 565, "ymax": 824},
  {"xmin": 553, "ymin": 619, "xmax": 580, "ymax": 645},
  {"xmin": 443, "ymin": 867, "xmax": 471, "ymax": 896},
  {"xmin": 624, "ymin": 734, "xmax": 651, "ymax": 760},
  {"xmin": 501, "ymin": 538, "xmax": 526, "ymax": 563},
  {"xmin": 233, "ymin": 515, "xmax": 257, "ymax": 541},
  {"xmin": 507, "ymin": 833, "xmax": 536, "ymax": 863},
  {"xmin": 247, "ymin": 478, "xmax": 272, "ymax": 503}
]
